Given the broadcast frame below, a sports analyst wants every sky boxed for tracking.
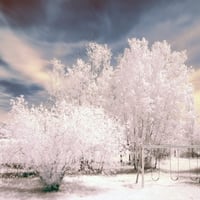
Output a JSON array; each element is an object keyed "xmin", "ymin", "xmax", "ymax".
[{"xmin": 0, "ymin": 0, "xmax": 200, "ymax": 121}]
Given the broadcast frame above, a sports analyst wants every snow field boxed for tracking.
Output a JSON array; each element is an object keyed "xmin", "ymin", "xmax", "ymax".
[{"xmin": 0, "ymin": 173, "xmax": 199, "ymax": 200}]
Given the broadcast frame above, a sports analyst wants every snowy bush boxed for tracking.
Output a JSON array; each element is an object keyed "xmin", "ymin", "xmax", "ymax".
[{"xmin": 4, "ymin": 96, "xmax": 123, "ymax": 191}]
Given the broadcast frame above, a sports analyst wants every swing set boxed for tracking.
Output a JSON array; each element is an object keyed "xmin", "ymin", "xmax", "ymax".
[{"xmin": 140, "ymin": 145, "xmax": 200, "ymax": 187}]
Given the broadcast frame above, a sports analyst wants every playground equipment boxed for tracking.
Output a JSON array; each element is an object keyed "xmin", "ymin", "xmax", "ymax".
[{"xmin": 140, "ymin": 145, "xmax": 200, "ymax": 187}]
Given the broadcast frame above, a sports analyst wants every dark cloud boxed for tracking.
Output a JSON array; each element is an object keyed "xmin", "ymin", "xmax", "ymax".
[
  {"xmin": 0, "ymin": 0, "xmax": 45, "ymax": 27},
  {"xmin": 0, "ymin": 79, "xmax": 43, "ymax": 97},
  {"xmin": 0, "ymin": 58, "xmax": 27, "ymax": 78},
  {"xmin": 0, "ymin": 58, "xmax": 9, "ymax": 67},
  {"xmin": 0, "ymin": 0, "xmax": 181, "ymax": 43}
]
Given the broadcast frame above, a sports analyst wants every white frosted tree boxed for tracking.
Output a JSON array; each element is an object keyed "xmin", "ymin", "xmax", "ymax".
[
  {"xmin": 107, "ymin": 38, "xmax": 197, "ymax": 162},
  {"xmin": 4, "ymin": 96, "xmax": 123, "ymax": 191},
  {"xmin": 48, "ymin": 42, "xmax": 113, "ymax": 107}
]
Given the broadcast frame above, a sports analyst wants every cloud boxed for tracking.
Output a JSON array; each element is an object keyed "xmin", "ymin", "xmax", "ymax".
[
  {"xmin": 194, "ymin": 91, "xmax": 200, "ymax": 114},
  {"xmin": 0, "ymin": 79, "xmax": 43, "ymax": 97},
  {"xmin": 0, "ymin": 27, "xmax": 50, "ymax": 117},
  {"xmin": 0, "ymin": 110, "xmax": 9, "ymax": 122},
  {"xmin": 0, "ymin": 88, "xmax": 13, "ymax": 114},
  {"xmin": 171, "ymin": 22, "xmax": 200, "ymax": 49},
  {"xmin": 191, "ymin": 69, "xmax": 200, "ymax": 92},
  {"xmin": 0, "ymin": 90, "xmax": 12, "ymax": 107},
  {"xmin": 170, "ymin": 21, "xmax": 200, "ymax": 67},
  {"xmin": 0, "ymin": 79, "xmax": 48, "ymax": 116},
  {"xmin": 0, "ymin": 67, "xmax": 11, "ymax": 79},
  {"xmin": 33, "ymin": 39, "xmax": 88, "ymax": 65},
  {"xmin": 1, "ymin": 0, "xmax": 177, "ymax": 44},
  {"xmin": 0, "ymin": 28, "xmax": 49, "ymax": 87},
  {"xmin": 0, "ymin": 0, "xmax": 45, "ymax": 27},
  {"xmin": 125, "ymin": 0, "xmax": 200, "ymax": 68}
]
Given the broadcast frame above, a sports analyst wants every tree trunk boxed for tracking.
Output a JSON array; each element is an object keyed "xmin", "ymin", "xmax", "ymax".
[{"xmin": 43, "ymin": 183, "xmax": 60, "ymax": 192}]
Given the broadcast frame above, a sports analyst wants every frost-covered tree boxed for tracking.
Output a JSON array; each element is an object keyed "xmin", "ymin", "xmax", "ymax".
[
  {"xmin": 4, "ymin": 96, "xmax": 123, "ymax": 191},
  {"xmin": 48, "ymin": 43, "xmax": 113, "ymax": 107},
  {"xmin": 108, "ymin": 38, "xmax": 197, "ymax": 160}
]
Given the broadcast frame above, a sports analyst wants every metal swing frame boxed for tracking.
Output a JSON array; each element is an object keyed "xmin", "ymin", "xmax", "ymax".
[{"xmin": 141, "ymin": 144, "xmax": 200, "ymax": 188}]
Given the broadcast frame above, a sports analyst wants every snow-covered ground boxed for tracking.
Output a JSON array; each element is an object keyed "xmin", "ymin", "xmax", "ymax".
[
  {"xmin": 0, "ymin": 172, "xmax": 199, "ymax": 200},
  {"xmin": 0, "ymin": 157, "xmax": 199, "ymax": 199}
]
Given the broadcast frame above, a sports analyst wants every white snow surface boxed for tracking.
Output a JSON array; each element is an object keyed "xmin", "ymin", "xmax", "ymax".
[{"xmin": 0, "ymin": 173, "xmax": 199, "ymax": 200}]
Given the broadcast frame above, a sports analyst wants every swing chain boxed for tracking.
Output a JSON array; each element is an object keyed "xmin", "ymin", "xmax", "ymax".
[
  {"xmin": 151, "ymin": 149, "xmax": 160, "ymax": 181},
  {"xmin": 189, "ymin": 148, "xmax": 199, "ymax": 181},
  {"xmin": 169, "ymin": 148, "xmax": 179, "ymax": 181}
]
